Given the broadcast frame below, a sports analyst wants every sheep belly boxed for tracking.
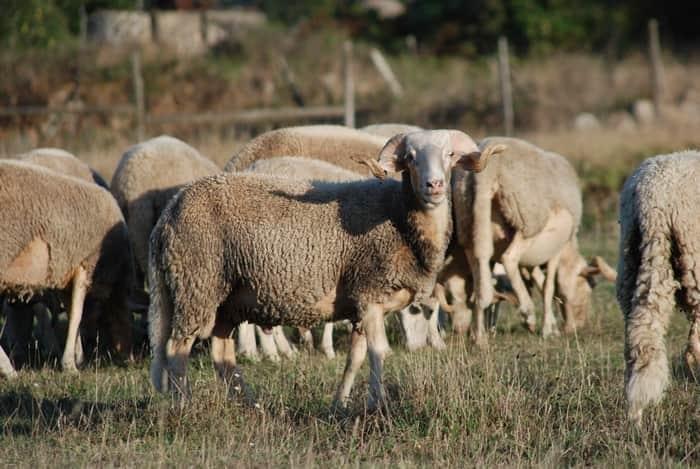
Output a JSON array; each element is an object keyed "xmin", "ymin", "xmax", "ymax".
[
  {"xmin": 2, "ymin": 237, "xmax": 50, "ymax": 287},
  {"xmin": 518, "ymin": 209, "xmax": 574, "ymax": 266}
]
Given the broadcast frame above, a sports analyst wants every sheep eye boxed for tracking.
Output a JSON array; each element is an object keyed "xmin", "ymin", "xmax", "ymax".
[
  {"xmin": 448, "ymin": 151, "xmax": 455, "ymax": 157},
  {"xmin": 404, "ymin": 152, "xmax": 415, "ymax": 162}
]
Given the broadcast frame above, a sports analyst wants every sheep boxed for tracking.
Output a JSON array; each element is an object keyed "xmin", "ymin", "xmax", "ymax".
[
  {"xmin": 617, "ymin": 151, "xmax": 700, "ymax": 425},
  {"xmin": 451, "ymin": 136, "xmax": 610, "ymax": 344},
  {"xmin": 110, "ymin": 135, "xmax": 220, "ymax": 290},
  {"xmin": 2, "ymin": 148, "xmax": 111, "ymax": 366},
  {"xmin": 223, "ymin": 125, "xmax": 387, "ymax": 174},
  {"xmin": 361, "ymin": 123, "xmax": 423, "ymax": 139},
  {"xmin": 243, "ymin": 156, "xmax": 447, "ymax": 357},
  {"xmin": 18, "ymin": 148, "xmax": 109, "ymax": 188},
  {"xmin": 0, "ymin": 161, "xmax": 132, "ymax": 376},
  {"xmin": 148, "ymin": 129, "xmax": 500, "ymax": 408}
]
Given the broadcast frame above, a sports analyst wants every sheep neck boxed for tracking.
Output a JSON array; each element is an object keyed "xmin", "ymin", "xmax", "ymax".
[{"xmin": 399, "ymin": 173, "xmax": 452, "ymax": 278}]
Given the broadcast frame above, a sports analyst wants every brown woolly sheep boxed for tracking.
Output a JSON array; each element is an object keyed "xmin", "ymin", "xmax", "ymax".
[
  {"xmin": 0, "ymin": 161, "xmax": 132, "ymax": 376},
  {"xmin": 149, "ymin": 130, "xmax": 501, "ymax": 409},
  {"xmin": 617, "ymin": 151, "xmax": 700, "ymax": 425}
]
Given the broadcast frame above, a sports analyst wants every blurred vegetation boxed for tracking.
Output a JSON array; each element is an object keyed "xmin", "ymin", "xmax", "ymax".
[{"xmin": 2, "ymin": 0, "xmax": 699, "ymax": 54}]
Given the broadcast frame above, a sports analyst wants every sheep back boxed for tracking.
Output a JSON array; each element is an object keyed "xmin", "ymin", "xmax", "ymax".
[
  {"xmin": 460, "ymin": 137, "xmax": 582, "ymax": 240},
  {"xmin": 110, "ymin": 135, "xmax": 219, "ymax": 276},
  {"xmin": 18, "ymin": 148, "xmax": 108, "ymax": 188},
  {"xmin": 244, "ymin": 156, "xmax": 365, "ymax": 182},
  {"xmin": 224, "ymin": 125, "xmax": 386, "ymax": 174},
  {"xmin": 361, "ymin": 123, "xmax": 423, "ymax": 139}
]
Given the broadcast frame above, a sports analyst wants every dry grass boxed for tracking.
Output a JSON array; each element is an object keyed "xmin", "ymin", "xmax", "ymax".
[{"xmin": 1, "ymin": 231, "xmax": 697, "ymax": 466}]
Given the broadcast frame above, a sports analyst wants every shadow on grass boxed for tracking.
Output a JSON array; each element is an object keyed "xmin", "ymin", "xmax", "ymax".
[{"xmin": 0, "ymin": 387, "xmax": 149, "ymax": 436}]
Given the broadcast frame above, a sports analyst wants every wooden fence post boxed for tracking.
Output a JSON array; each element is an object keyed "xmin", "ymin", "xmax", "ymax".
[
  {"xmin": 370, "ymin": 48, "xmax": 403, "ymax": 98},
  {"xmin": 498, "ymin": 36, "xmax": 514, "ymax": 136},
  {"xmin": 648, "ymin": 19, "xmax": 666, "ymax": 119},
  {"xmin": 131, "ymin": 51, "xmax": 145, "ymax": 141},
  {"xmin": 343, "ymin": 40, "xmax": 355, "ymax": 128}
]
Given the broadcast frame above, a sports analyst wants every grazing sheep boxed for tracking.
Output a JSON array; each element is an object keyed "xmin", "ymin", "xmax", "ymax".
[
  {"xmin": 111, "ymin": 135, "xmax": 220, "ymax": 288},
  {"xmin": 149, "ymin": 129, "xmax": 499, "ymax": 408},
  {"xmin": 452, "ymin": 137, "xmax": 591, "ymax": 344},
  {"xmin": 361, "ymin": 123, "xmax": 423, "ymax": 139},
  {"xmin": 3, "ymin": 148, "xmax": 112, "ymax": 367},
  {"xmin": 223, "ymin": 125, "xmax": 387, "ymax": 174},
  {"xmin": 617, "ymin": 151, "xmax": 700, "ymax": 424},
  {"xmin": 0, "ymin": 161, "xmax": 132, "ymax": 376},
  {"xmin": 18, "ymin": 148, "xmax": 109, "ymax": 188}
]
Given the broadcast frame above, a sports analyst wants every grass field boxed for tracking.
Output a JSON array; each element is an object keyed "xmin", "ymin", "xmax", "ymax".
[
  {"xmin": 0, "ymin": 229, "xmax": 698, "ymax": 466},
  {"xmin": 1, "ymin": 125, "xmax": 700, "ymax": 466}
]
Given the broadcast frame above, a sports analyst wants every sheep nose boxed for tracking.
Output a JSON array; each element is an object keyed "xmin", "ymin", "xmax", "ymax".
[{"xmin": 426, "ymin": 179, "xmax": 444, "ymax": 189}]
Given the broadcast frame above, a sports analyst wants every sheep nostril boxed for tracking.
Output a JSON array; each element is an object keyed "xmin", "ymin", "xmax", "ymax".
[{"xmin": 426, "ymin": 179, "xmax": 444, "ymax": 189}]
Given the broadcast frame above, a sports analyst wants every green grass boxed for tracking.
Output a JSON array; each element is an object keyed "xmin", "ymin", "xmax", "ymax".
[{"xmin": 1, "ymin": 234, "xmax": 697, "ymax": 466}]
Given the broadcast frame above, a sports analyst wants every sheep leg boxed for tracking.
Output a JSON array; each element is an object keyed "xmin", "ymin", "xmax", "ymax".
[
  {"xmin": 321, "ymin": 322, "xmax": 336, "ymax": 359},
  {"xmin": 165, "ymin": 335, "xmax": 195, "ymax": 401},
  {"xmin": 400, "ymin": 304, "xmax": 429, "ymax": 351},
  {"xmin": 365, "ymin": 306, "xmax": 390, "ymax": 412},
  {"xmin": 485, "ymin": 303, "xmax": 499, "ymax": 331},
  {"xmin": 272, "ymin": 326, "xmax": 295, "ymax": 358},
  {"xmin": 34, "ymin": 302, "xmax": 61, "ymax": 358},
  {"xmin": 236, "ymin": 322, "xmax": 259, "ymax": 361},
  {"xmin": 500, "ymin": 233, "xmax": 536, "ymax": 333},
  {"xmin": 0, "ymin": 344, "xmax": 17, "ymax": 379},
  {"xmin": 685, "ymin": 317, "xmax": 700, "ymax": 380},
  {"xmin": 541, "ymin": 251, "xmax": 563, "ymax": 338},
  {"xmin": 74, "ymin": 330, "xmax": 85, "ymax": 366},
  {"xmin": 332, "ymin": 325, "xmax": 367, "ymax": 410},
  {"xmin": 255, "ymin": 326, "xmax": 280, "ymax": 362},
  {"xmin": 466, "ymin": 252, "xmax": 491, "ymax": 346},
  {"xmin": 426, "ymin": 299, "xmax": 447, "ymax": 350},
  {"xmin": 3, "ymin": 300, "xmax": 34, "ymax": 369},
  {"xmin": 298, "ymin": 327, "xmax": 314, "ymax": 352},
  {"xmin": 445, "ymin": 274, "xmax": 471, "ymax": 334},
  {"xmin": 62, "ymin": 266, "xmax": 88, "ymax": 373},
  {"xmin": 211, "ymin": 322, "xmax": 257, "ymax": 406}
]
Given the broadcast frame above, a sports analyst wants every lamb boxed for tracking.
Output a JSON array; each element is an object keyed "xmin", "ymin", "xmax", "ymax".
[
  {"xmin": 148, "ymin": 129, "xmax": 500, "ymax": 408},
  {"xmin": 0, "ymin": 161, "xmax": 132, "ymax": 377},
  {"xmin": 223, "ymin": 125, "xmax": 387, "ymax": 174},
  {"xmin": 361, "ymin": 123, "xmax": 423, "ymax": 139},
  {"xmin": 450, "ymin": 136, "xmax": 612, "ymax": 344},
  {"xmin": 617, "ymin": 151, "xmax": 700, "ymax": 425},
  {"xmin": 110, "ymin": 135, "xmax": 220, "ymax": 289}
]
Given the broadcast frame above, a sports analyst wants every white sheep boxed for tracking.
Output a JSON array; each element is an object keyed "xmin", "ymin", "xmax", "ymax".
[
  {"xmin": 451, "ymin": 137, "xmax": 606, "ymax": 344},
  {"xmin": 617, "ymin": 150, "xmax": 700, "ymax": 425}
]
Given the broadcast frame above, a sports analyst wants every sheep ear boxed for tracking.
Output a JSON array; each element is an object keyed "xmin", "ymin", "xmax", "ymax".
[
  {"xmin": 377, "ymin": 133, "xmax": 408, "ymax": 175},
  {"xmin": 581, "ymin": 256, "xmax": 617, "ymax": 282},
  {"xmin": 448, "ymin": 130, "xmax": 494, "ymax": 172}
]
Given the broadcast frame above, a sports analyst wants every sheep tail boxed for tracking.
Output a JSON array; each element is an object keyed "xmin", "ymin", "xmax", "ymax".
[
  {"xmin": 622, "ymin": 209, "xmax": 678, "ymax": 423},
  {"xmin": 148, "ymin": 256, "xmax": 173, "ymax": 393}
]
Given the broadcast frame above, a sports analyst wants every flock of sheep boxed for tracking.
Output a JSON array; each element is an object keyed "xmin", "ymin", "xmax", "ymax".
[{"xmin": 0, "ymin": 123, "xmax": 697, "ymax": 426}]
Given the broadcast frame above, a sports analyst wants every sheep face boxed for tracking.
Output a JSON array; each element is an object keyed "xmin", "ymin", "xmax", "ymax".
[{"xmin": 365, "ymin": 130, "xmax": 485, "ymax": 209}]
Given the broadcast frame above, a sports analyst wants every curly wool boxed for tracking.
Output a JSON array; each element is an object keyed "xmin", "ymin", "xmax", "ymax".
[
  {"xmin": 617, "ymin": 150, "xmax": 700, "ymax": 422},
  {"xmin": 224, "ymin": 125, "xmax": 386, "ymax": 174},
  {"xmin": 244, "ymin": 156, "xmax": 365, "ymax": 182},
  {"xmin": 110, "ymin": 135, "xmax": 220, "ymax": 279}
]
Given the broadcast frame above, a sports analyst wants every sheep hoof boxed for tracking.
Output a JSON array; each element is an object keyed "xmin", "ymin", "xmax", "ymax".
[
  {"xmin": 61, "ymin": 360, "xmax": 79, "ymax": 374},
  {"xmin": 321, "ymin": 348, "xmax": 336, "ymax": 359},
  {"xmin": 329, "ymin": 399, "xmax": 349, "ymax": 418},
  {"xmin": 541, "ymin": 326, "xmax": 560, "ymax": 339},
  {"xmin": 684, "ymin": 349, "xmax": 700, "ymax": 382}
]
